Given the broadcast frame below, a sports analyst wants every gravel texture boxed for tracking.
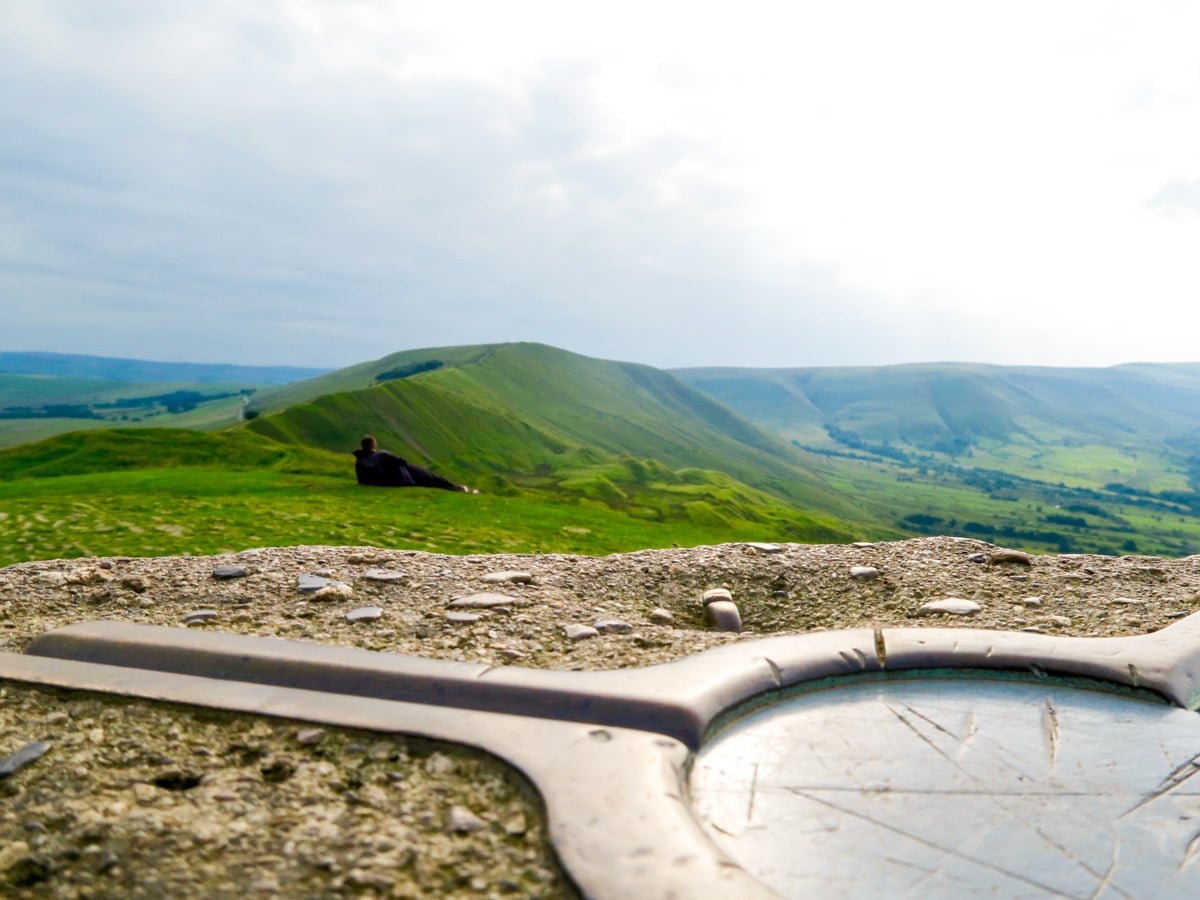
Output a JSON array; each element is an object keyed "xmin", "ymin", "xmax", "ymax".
[{"xmin": 2, "ymin": 535, "xmax": 1200, "ymax": 896}]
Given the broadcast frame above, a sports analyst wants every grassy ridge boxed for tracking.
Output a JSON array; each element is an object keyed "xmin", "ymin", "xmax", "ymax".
[
  {"xmin": 0, "ymin": 426, "xmax": 860, "ymax": 565},
  {"xmin": 0, "ymin": 429, "xmax": 332, "ymax": 479},
  {"xmin": 0, "ymin": 450, "xmax": 851, "ymax": 567},
  {"xmin": 245, "ymin": 343, "xmax": 858, "ymax": 517}
]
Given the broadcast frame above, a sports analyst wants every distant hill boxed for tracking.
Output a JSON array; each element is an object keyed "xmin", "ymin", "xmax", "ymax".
[
  {"xmin": 0, "ymin": 352, "xmax": 330, "ymax": 386},
  {"xmin": 672, "ymin": 361, "xmax": 1200, "ymax": 556},
  {"xmin": 673, "ymin": 362, "xmax": 1200, "ymax": 458}
]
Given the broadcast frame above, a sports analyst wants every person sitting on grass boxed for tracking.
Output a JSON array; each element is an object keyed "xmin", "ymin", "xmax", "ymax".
[{"xmin": 353, "ymin": 435, "xmax": 477, "ymax": 493}]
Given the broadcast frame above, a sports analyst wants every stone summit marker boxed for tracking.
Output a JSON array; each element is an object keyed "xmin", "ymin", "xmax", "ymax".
[{"xmin": 3, "ymin": 606, "xmax": 1200, "ymax": 896}]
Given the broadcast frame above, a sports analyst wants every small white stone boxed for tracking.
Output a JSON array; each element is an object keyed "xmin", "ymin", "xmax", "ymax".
[
  {"xmin": 705, "ymin": 600, "xmax": 742, "ymax": 633},
  {"xmin": 296, "ymin": 728, "xmax": 325, "ymax": 745},
  {"xmin": 425, "ymin": 753, "xmax": 454, "ymax": 775},
  {"xmin": 702, "ymin": 588, "xmax": 732, "ymax": 605},
  {"xmin": 649, "ymin": 608, "xmax": 675, "ymax": 625},
  {"xmin": 1022, "ymin": 596, "xmax": 1044, "ymax": 607},
  {"xmin": 448, "ymin": 593, "xmax": 517, "ymax": 609},
  {"xmin": 362, "ymin": 569, "xmax": 404, "ymax": 583},
  {"xmin": 564, "ymin": 624, "xmax": 599, "ymax": 642},
  {"xmin": 593, "ymin": 618, "xmax": 632, "ymax": 634},
  {"xmin": 183, "ymin": 609, "xmax": 219, "ymax": 626},
  {"xmin": 745, "ymin": 543, "xmax": 784, "ymax": 553},
  {"xmin": 916, "ymin": 598, "xmax": 981, "ymax": 616},
  {"xmin": 850, "ymin": 566, "xmax": 879, "ymax": 580},
  {"xmin": 311, "ymin": 583, "xmax": 354, "ymax": 601},
  {"xmin": 448, "ymin": 805, "xmax": 487, "ymax": 833},
  {"xmin": 481, "ymin": 571, "xmax": 534, "ymax": 584}
]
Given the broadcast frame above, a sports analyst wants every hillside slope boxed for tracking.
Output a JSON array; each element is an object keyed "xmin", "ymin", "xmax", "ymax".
[{"xmin": 242, "ymin": 342, "xmax": 866, "ymax": 532}]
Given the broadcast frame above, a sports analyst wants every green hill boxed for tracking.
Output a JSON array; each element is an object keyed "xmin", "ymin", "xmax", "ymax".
[
  {"xmin": 0, "ymin": 345, "xmax": 879, "ymax": 564},
  {"xmin": 244, "ymin": 343, "xmax": 859, "ymax": 516}
]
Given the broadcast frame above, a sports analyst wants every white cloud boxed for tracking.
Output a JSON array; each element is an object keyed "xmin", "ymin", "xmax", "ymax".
[{"xmin": 3, "ymin": 1, "xmax": 1200, "ymax": 368}]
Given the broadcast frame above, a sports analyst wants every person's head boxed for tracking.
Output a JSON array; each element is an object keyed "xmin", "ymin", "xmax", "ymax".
[{"xmin": 361, "ymin": 435, "xmax": 377, "ymax": 452}]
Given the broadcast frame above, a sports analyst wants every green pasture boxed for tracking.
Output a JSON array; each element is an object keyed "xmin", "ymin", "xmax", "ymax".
[
  {"xmin": 0, "ymin": 468, "xmax": 828, "ymax": 566},
  {"xmin": 0, "ymin": 427, "xmax": 853, "ymax": 566},
  {"xmin": 810, "ymin": 451, "xmax": 1200, "ymax": 557}
]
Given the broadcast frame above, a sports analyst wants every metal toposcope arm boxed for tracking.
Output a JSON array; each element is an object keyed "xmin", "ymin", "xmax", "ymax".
[
  {"xmin": 11, "ymin": 611, "xmax": 1200, "ymax": 898},
  {"xmin": 0, "ymin": 650, "xmax": 773, "ymax": 900}
]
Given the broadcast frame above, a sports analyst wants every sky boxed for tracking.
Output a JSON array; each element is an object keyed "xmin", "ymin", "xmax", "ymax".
[{"xmin": 3, "ymin": 1, "xmax": 1200, "ymax": 371}]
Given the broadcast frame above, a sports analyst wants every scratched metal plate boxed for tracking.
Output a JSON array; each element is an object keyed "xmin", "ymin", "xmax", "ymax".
[{"xmin": 690, "ymin": 676, "xmax": 1200, "ymax": 898}]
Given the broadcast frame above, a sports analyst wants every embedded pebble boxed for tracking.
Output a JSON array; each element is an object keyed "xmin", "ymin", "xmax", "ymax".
[
  {"xmin": 121, "ymin": 575, "xmax": 150, "ymax": 593},
  {"xmin": 1111, "ymin": 597, "xmax": 1146, "ymax": 605},
  {"xmin": 916, "ymin": 598, "xmax": 982, "ymax": 616},
  {"xmin": 701, "ymin": 588, "xmax": 732, "ymax": 606},
  {"xmin": 297, "ymin": 574, "xmax": 349, "ymax": 594},
  {"xmin": 989, "ymin": 549, "xmax": 1033, "ymax": 566},
  {"xmin": 745, "ymin": 543, "xmax": 783, "ymax": 554},
  {"xmin": 449, "ymin": 593, "xmax": 518, "ymax": 609},
  {"xmin": 1044, "ymin": 615, "xmax": 1073, "ymax": 626},
  {"xmin": 503, "ymin": 811, "xmax": 528, "ymax": 836},
  {"xmin": 593, "ymin": 618, "xmax": 633, "ymax": 634},
  {"xmin": 704, "ymin": 600, "xmax": 742, "ymax": 632},
  {"xmin": 362, "ymin": 569, "xmax": 404, "ymax": 583},
  {"xmin": 346, "ymin": 606, "xmax": 383, "ymax": 624},
  {"xmin": 648, "ymin": 608, "xmax": 675, "ymax": 625},
  {"xmin": 968, "ymin": 553, "xmax": 988, "ymax": 564},
  {"xmin": 424, "ymin": 753, "xmax": 454, "ymax": 774},
  {"xmin": 444, "ymin": 611, "xmax": 482, "ymax": 625},
  {"xmin": 295, "ymin": 728, "xmax": 325, "ymax": 745},
  {"xmin": 0, "ymin": 741, "xmax": 52, "ymax": 778},
  {"xmin": 1023, "ymin": 596, "xmax": 1044, "ymax": 607},
  {"xmin": 182, "ymin": 610, "xmax": 219, "ymax": 626},
  {"xmin": 212, "ymin": 566, "xmax": 248, "ymax": 580},
  {"xmin": 449, "ymin": 805, "xmax": 487, "ymax": 833},
  {"xmin": 564, "ymin": 624, "xmax": 599, "ymax": 642},
  {"xmin": 850, "ymin": 566, "xmax": 879, "ymax": 580},
  {"xmin": 310, "ymin": 583, "xmax": 354, "ymax": 601},
  {"xmin": 481, "ymin": 571, "xmax": 534, "ymax": 585}
]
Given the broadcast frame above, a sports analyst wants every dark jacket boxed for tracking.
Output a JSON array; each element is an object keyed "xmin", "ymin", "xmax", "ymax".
[{"xmin": 353, "ymin": 449, "xmax": 415, "ymax": 487}]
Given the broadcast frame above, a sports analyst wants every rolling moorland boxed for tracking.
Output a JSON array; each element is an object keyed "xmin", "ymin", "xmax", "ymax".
[{"xmin": 2, "ymin": 345, "xmax": 1200, "ymax": 565}]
